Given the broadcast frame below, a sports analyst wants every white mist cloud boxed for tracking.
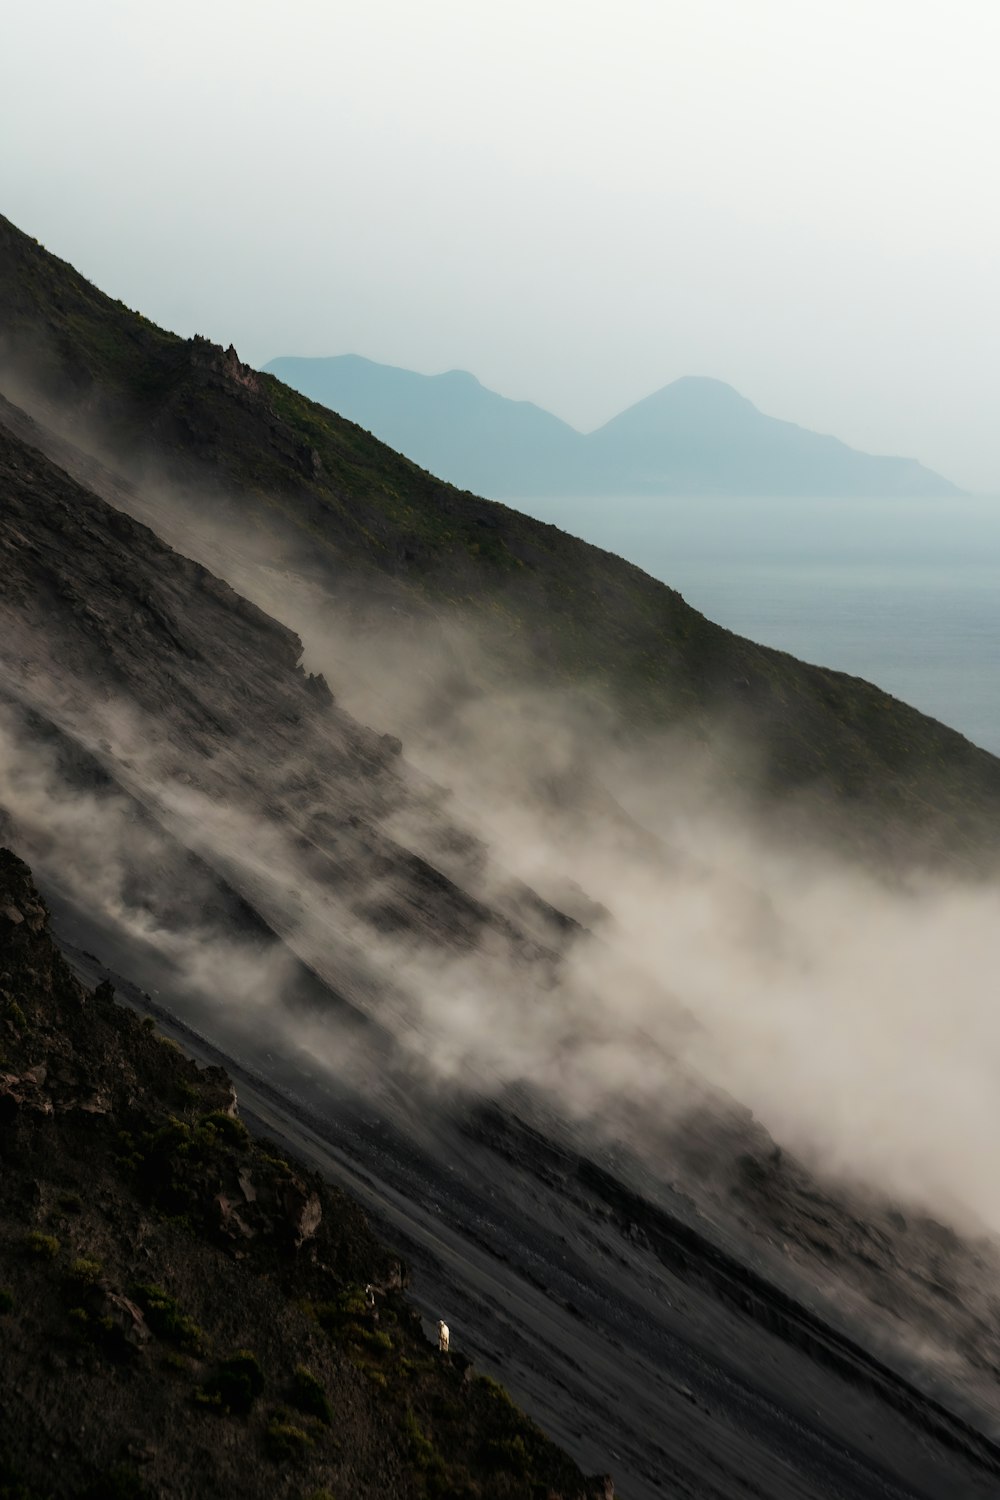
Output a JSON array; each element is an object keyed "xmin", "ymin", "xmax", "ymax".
[
  {"xmin": 7, "ymin": 449, "xmax": 997, "ymax": 1248},
  {"xmin": 9, "ymin": 450, "xmax": 1000, "ymax": 1408}
]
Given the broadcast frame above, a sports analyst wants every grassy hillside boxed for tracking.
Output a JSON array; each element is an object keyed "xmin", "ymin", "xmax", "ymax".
[{"xmin": 3, "ymin": 211, "xmax": 1000, "ymax": 867}]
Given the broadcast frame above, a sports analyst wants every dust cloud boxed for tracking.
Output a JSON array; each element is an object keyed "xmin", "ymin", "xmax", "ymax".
[
  {"xmin": 2, "ymin": 386, "xmax": 1000, "ymax": 1252},
  {"xmin": 166, "ymin": 523, "xmax": 1000, "ymax": 1240}
]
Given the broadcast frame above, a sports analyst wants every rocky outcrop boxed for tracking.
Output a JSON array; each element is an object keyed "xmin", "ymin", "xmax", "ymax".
[
  {"xmin": 188, "ymin": 338, "xmax": 263, "ymax": 397},
  {"xmin": 0, "ymin": 1066, "xmax": 54, "ymax": 1121}
]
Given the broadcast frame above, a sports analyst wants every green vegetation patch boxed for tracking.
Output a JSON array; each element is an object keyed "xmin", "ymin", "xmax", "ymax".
[
  {"xmin": 200, "ymin": 1110, "xmax": 249, "ymax": 1146},
  {"xmin": 130, "ymin": 1283, "xmax": 205, "ymax": 1355},
  {"xmin": 351, "ymin": 1326, "xmax": 392, "ymax": 1353},
  {"xmin": 263, "ymin": 1417, "xmax": 313, "ymax": 1461},
  {"xmin": 288, "ymin": 1366, "xmax": 332, "ymax": 1425},
  {"xmin": 22, "ymin": 1231, "xmax": 59, "ymax": 1260},
  {"xmin": 198, "ymin": 1350, "xmax": 265, "ymax": 1415},
  {"xmin": 131, "ymin": 1114, "xmax": 232, "ymax": 1213},
  {"xmin": 4, "ymin": 999, "xmax": 27, "ymax": 1032},
  {"xmin": 313, "ymin": 1286, "xmax": 369, "ymax": 1334},
  {"xmin": 475, "ymin": 1374, "xmax": 518, "ymax": 1410},
  {"xmin": 480, "ymin": 1435, "xmax": 529, "ymax": 1476},
  {"xmin": 65, "ymin": 1258, "xmax": 103, "ymax": 1291},
  {"xmin": 404, "ymin": 1410, "xmax": 448, "ymax": 1484},
  {"xmin": 312, "ymin": 1289, "xmax": 401, "ymax": 1392}
]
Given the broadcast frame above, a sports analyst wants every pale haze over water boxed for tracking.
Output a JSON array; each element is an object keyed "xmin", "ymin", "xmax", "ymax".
[
  {"xmin": 5, "ymin": 2, "xmax": 1000, "ymax": 491},
  {"xmin": 517, "ymin": 494, "xmax": 1000, "ymax": 756}
]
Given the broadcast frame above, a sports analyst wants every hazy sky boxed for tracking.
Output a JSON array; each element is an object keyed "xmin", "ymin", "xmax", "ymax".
[{"xmin": 4, "ymin": 0, "xmax": 999, "ymax": 489}]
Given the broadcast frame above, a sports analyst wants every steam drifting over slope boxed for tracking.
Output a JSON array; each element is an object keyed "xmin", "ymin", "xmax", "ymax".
[
  {"xmin": 5, "ymin": 226, "xmax": 1000, "ymax": 1489},
  {"xmin": 4, "ymin": 401, "xmax": 1000, "ymax": 1274}
]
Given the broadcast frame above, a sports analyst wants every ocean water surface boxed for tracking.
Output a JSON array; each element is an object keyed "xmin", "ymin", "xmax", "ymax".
[{"xmin": 515, "ymin": 493, "xmax": 1000, "ymax": 756}]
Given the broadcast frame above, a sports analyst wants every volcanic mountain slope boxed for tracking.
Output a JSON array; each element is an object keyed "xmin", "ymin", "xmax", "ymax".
[
  {"xmin": 9, "ymin": 214, "xmax": 1000, "ymax": 1499},
  {"xmin": 0, "ymin": 847, "xmax": 612, "ymax": 1500},
  {"xmin": 0, "ymin": 407, "xmax": 586, "ymax": 1050},
  {"xmin": 1, "ymin": 211, "xmax": 999, "ymax": 871},
  {"xmin": 5, "ymin": 359, "xmax": 1000, "ymax": 1500}
]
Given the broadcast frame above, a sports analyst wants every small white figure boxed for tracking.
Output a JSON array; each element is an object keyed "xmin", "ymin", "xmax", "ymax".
[
  {"xmin": 437, "ymin": 1319, "xmax": 450, "ymax": 1353},
  {"xmin": 365, "ymin": 1284, "xmax": 376, "ymax": 1309}
]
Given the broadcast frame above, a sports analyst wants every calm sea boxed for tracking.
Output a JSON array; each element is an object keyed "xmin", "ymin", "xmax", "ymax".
[{"xmin": 516, "ymin": 493, "xmax": 1000, "ymax": 756}]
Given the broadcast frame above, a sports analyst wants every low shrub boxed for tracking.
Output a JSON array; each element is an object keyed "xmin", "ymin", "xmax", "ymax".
[
  {"xmin": 481, "ymin": 1435, "xmax": 529, "ymax": 1476},
  {"xmin": 130, "ymin": 1283, "xmax": 205, "ymax": 1354},
  {"xmin": 201, "ymin": 1111, "xmax": 248, "ymax": 1146},
  {"xmin": 23, "ymin": 1232, "xmax": 59, "ymax": 1260},
  {"xmin": 65, "ymin": 1258, "xmax": 103, "ymax": 1289},
  {"xmin": 5, "ymin": 1000, "xmax": 27, "ymax": 1032},
  {"xmin": 314, "ymin": 1287, "xmax": 368, "ymax": 1334},
  {"xmin": 476, "ymin": 1374, "xmax": 517, "ymax": 1408},
  {"xmin": 161, "ymin": 1349, "xmax": 192, "ymax": 1373},
  {"xmin": 200, "ymin": 1350, "xmax": 265, "ymax": 1415},
  {"xmin": 405, "ymin": 1411, "xmax": 447, "ymax": 1480},
  {"xmin": 343, "ymin": 1324, "xmax": 393, "ymax": 1354},
  {"xmin": 264, "ymin": 1418, "xmax": 313, "ymax": 1461},
  {"xmin": 289, "ymin": 1366, "xmax": 332, "ymax": 1425}
]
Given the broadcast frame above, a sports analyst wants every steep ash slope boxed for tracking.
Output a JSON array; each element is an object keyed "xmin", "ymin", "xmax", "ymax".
[
  {"xmin": 5, "ymin": 401, "xmax": 1000, "ymax": 1499},
  {"xmin": 2, "ymin": 212, "xmax": 1000, "ymax": 867},
  {"xmin": 0, "ymin": 848, "xmax": 611, "ymax": 1500},
  {"xmin": 56, "ymin": 907, "xmax": 1000, "ymax": 1500},
  {"xmin": 0, "ymin": 412, "xmax": 568, "ymax": 1001},
  {"xmin": 7, "ymin": 216, "xmax": 1000, "ymax": 1500}
]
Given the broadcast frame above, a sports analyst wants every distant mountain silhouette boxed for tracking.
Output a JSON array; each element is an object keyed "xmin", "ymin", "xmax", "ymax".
[
  {"xmin": 584, "ymin": 377, "xmax": 960, "ymax": 497},
  {"xmin": 263, "ymin": 354, "xmax": 580, "ymax": 496},
  {"xmin": 265, "ymin": 356, "xmax": 961, "ymax": 499}
]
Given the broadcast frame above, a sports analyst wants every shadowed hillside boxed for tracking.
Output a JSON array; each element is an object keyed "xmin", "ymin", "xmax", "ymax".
[
  {"xmin": 0, "ymin": 847, "xmax": 612, "ymax": 1500},
  {"xmin": 6, "ymin": 215, "xmax": 1000, "ymax": 1500},
  {"xmin": 0, "ymin": 212, "xmax": 997, "ymax": 872}
]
